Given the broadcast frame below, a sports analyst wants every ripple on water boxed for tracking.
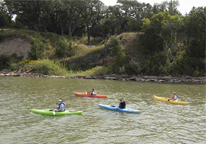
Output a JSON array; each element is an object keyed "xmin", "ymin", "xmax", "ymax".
[{"xmin": 0, "ymin": 77, "xmax": 205, "ymax": 143}]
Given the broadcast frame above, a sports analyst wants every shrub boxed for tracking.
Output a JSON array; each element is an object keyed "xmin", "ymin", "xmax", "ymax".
[
  {"xmin": 77, "ymin": 65, "xmax": 113, "ymax": 76},
  {"xmin": 142, "ymin": 52, "xmax": 167, "ymax": 75},
  {"xmin": 28, "ymin": 38, "xmax": 45, "ymax": 60},
  {"xmin": 129, "ymin": 59, "xmax": 142, "ymax": 74},
  {"xmin": 0, "ymin": 54, "xmax": 10, "ymax": 70},
  {"xmin": 23, "ymin": 59, "xmax": 68, "ymax": 75},
  {"xmin": 107, "ymin": 36, "xmax": 126, "ymax": 67},
  {"xmin": 55, "ymin": 39, "xmax": 75, "ymax": 57},
  {"xmin": 108, "ymin": 36, "xmax": 122, "ymax": 56}
]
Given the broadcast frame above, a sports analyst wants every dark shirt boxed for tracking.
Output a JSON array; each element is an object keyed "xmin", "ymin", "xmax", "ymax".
[{"xmin": 119, "ymin": 101, "xmax": 126, "ymax": 109}]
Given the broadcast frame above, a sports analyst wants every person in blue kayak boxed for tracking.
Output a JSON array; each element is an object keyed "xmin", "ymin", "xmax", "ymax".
[
  {"xmin": 168, "ymin": 92, "xmax": 178, "ymax": 101},
  {"xmin": 118, "ymin": 98, "xmax": 126, "ymax": 109},
  {"xmin": 53, "ymin": 98, "xmax": 66, "ymax": 112},
  {"xmin": 89, "ymin": 88, "xmax": 96, "ymax": 95}
]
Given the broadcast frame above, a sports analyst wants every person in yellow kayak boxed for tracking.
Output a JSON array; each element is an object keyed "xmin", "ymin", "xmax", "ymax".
[
  {"xmin": 168, "ymin": 92, "xmax": 178, "ymax": 101},
  {"xmin": 53, "ymin": 98, "xmax": 66, "ymax": 112},
  {"xmin": 88, "ymin": 88, "xmax": 96, "ymax": 95}
]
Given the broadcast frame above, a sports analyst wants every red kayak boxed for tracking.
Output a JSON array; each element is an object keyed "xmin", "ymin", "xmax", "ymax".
[{"xmin": 74, "ymin": 92, "xmax": 108, "ymax": 98}]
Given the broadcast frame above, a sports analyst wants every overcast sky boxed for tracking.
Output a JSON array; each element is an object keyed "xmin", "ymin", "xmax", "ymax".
[{"xmin": 101, "ymin": 0, "xmax": 206, "ymax": 15}]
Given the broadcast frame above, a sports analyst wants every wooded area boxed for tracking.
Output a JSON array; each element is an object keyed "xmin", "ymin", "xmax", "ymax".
[{"xmin": 0, "ymin": 0, "xmax": 205, "ymax": 76}]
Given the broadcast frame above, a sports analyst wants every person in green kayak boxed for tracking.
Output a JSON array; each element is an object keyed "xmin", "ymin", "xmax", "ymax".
[
  {"xmin": 168, "ymin": 92, "xmax": 178, "ymax": 101},
  {"xmin": 118, "ymin": 98, "xmax": 126, "ymax": 109},
  {"xmin": 53, "ymin": 98, "xmax": 66, "ymax": 112}
]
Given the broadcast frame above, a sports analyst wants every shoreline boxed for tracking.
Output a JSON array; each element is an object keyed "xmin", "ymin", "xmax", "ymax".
[{"xmin": 0, "ymin": 72, "xmax": 205, "ymax": 84}]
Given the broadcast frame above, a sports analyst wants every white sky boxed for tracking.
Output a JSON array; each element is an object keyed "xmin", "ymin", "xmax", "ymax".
[{"xmin": 101, "ymin": 0, "xmax": 206, "ymax": 15}]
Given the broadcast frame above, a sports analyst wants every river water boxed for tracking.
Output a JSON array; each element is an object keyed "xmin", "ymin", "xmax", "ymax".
[{"xmin": 0, "ymin": 77, "xmax": 205, "ymax": 143}]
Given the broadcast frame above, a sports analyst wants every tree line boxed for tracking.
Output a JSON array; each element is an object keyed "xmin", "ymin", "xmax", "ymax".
[
  {"xmin": 0, "ymin": 0, "xmax": 205, "ymax": 76},
  {"xmin": 0, "ymin": 0, "xmax": 191, "ymax": 43}
]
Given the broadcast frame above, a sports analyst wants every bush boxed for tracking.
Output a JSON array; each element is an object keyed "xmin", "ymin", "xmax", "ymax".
[
  {"xmin": 129, "ymin": 59, "xmax": 142, "ymax": 74},
  {"xmin": 77, "ymin": 65, "xmax": 113, "ymax": 76},
  {"xmin": 142, "ymin": 52, "xmax": 167, "ymax": 75},
  {"xmin": 22, "ymin": 59, "xmax": 68, "ymax": 75},
  {"xmin": 139, "ymin": 29, "xmax": 164, "ymax": 54},
  {"xmin": 0, "ymin": 54, "xmax": 10, "ymax": 70},
  {"xmin": 108, "ymin": 36, "xmax": 122, "ymax": 56},
  {"xmin": 107, "ymin": 36, "xmax": 126, "ymax": 67},
  {"xmin": 28, "ymin": 37, "xmax": 45, "ymax": 60},
  {"xmin": 55, "ymin": 39, "xmax": 75, "ymax": 57}
]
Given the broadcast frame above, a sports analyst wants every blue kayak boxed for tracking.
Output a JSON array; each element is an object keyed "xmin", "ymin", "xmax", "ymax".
[{"xmin": 98, "ymin": 104, "xmax": 141, "ymax": 113}]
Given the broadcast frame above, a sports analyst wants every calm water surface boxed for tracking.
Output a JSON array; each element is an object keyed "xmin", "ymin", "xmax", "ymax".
[{"xmin": 0, "ymin": 77, "xmax": 205, "ymax": 143}]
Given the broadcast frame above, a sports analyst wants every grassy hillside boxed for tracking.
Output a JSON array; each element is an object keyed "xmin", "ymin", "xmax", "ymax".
[{"xmin": 0, "ymin": 28, "xmax": 204, "ymax": 77}]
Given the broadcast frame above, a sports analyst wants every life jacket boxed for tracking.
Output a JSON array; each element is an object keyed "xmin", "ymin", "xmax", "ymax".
[
  {"xmin": 57, "ymin": 102, "xmax": 65, "ymax": 111},
  {"xmin": 90, "ymin": 90, "xmax": 96, "ymax": 95},
  {"xmin": 119, "ymin": 101, "xmax": 126, "ymax": 109},
  {"xmin": 172, "ymin": 94, "xmax": 178, "ymax": 100}
]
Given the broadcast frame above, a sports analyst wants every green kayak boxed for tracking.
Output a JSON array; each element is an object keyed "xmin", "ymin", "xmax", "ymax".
[{"xmin": 29, "ymin": 109, "xmax": 83, "ymax": 116}]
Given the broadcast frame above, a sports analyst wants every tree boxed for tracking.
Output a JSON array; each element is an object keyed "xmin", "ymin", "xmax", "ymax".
[
  {"xmin": 40, "ymin": 0, "xmax": 52, "ymax": 39},
  {"xmin": 168, "ymin": 0, "xmax": 180, "ymax": 15},
  {"xmin": 81, "ymin": 0, "xmax": 105, "ymax": 45},
  {"xmin": 141, "ymin": 12, "xmax": 182, "ymax": 56},
  {"xmin": 4, "ymin": 0, "xmax": 42, "ymax": 34},
  {"xmin": 0, "ymin": 1, "xmax": 12, "ymax": 28},
  {"xmin": 186, "ymin": 7, "xmax": 205, "ymax": 59}
]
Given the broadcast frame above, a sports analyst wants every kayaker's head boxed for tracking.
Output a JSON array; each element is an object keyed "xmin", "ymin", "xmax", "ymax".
[
  {"xmin": 120, "ymin": 98, "xmax": 123, "ymax": 101},
  {"xmin": 92, "ymin": 88, "xmax": 95, "ymax": 91},
  {"xmin": 173, "ymin": 92, "xmax": 176, "ymax": 95},
  {"xmin": 59, "ymin": 98, "xmax": 63, "ymax": 103}
]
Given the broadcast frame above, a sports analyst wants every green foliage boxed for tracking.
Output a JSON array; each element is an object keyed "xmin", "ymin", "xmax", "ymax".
[
  {"xmin": 129, "ymin": 59, "xmax": 142, "ymax": 74},
  {"xmin": 76, "ymin": 66, "xmax": 111, "ymax": 76},
  {"xmin": 185, "ymin": 7, "xmax": 205, "ymax": 59},
  {"xmin": 192, "ymin": 67, "xmax": 200, "ymax": 77},
  {"xmin": 142, "ymin": 52, "xmax": 167, "ymax": 75},
  {"xmin": 55, "ymin": 38, "xmax": 75, "ymax": 57},
  {"xmin": 115, "ymin": 50, "xmax": 126, "ymax": 67},
  {"xmin": 139, "ymin": 30, "xmax": 164, "ymax": 54},
  {"xmin": 170, "ymin": 55, "xmax": 205, "ymax": 76},
  {"xmin": 108, "ymin": 36, "xmax": 122, "ymax": 56},
  {"xmin": 28, "ymin": 37, "xmax": 45, "ymax": 60},
  {"xmin": 19, "ymin": 59, "xmax": 68, "ymax": 75},
  {"xmin": 0, "ymin": 54, "xmax": 10, "ymax": 70},
  {"xmin": 107, "ymin": 36, "xmax": 126, "ymax": 67},
  {"xmin": 0, "ymin": 6, "xmax": 12, "ymax": 28},
  {"xmin": 125, "ymin": 18, "xmax": 142, "ymax": 32}
]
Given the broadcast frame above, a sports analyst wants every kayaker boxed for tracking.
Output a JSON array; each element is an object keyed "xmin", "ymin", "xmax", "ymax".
[
  {"xmin": 53, "ymin": 98, "xmax": 66, "ymax": 112},
  {"xmin": 118, "ymin": 98, "xmax": 126, "ymax": 109},
  {"xmin": 89, "ymin": 88, "xmax": 96, "ymax": 95},
  {"xmin": 168, "ymin": 92, "xmax": 178, "ymax": 101}
]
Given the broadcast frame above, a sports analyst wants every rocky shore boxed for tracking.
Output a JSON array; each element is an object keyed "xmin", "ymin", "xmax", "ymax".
[{"xmin": 0, "ymin": 71, "xmax": 205, "ymax": 84}]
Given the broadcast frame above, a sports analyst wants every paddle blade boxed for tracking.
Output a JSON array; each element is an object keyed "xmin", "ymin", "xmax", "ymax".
[{"xmin": 53, "ymin": 111, "xmax": 55, "ymax": 115}]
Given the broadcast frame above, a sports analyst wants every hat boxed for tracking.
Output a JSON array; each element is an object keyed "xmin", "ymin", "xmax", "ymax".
[
  {"xmin": 59, "ymin": 99, "xmax": 62, "ymax": 102},
  {"xmin": 120, "ymin": 98, "xmax": 123, "ymax": 101}
]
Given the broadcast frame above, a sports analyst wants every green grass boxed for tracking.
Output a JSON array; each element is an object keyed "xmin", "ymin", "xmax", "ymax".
[
  {"xmin": 64, "ymin": 66, "xmax": 111, "ymax": 77},
  {"xmin": 16, "ymin": 59, "xmax": 68, "ymax": 75}
]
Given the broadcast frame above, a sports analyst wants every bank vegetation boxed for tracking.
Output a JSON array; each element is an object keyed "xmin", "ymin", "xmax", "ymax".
[{"xmin": 0, "ymin": 0, "xmax": 205, "ymax": 77}]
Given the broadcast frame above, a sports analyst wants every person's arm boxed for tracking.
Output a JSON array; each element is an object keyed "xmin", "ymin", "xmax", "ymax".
[{"xmin": 119, "ymin": 102, "xmax": 121, "ymax": 108}]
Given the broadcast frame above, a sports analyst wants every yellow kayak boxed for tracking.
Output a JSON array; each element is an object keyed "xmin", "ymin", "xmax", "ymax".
[{"xmin": 153, "ymin": 95, "xmax": 189, "ymax": 105}]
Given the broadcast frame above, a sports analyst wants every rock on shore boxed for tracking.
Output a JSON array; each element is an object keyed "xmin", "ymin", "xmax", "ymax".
[{"xmin": 0, "ymin": 72, "xmax": 205, "ymax": 84}]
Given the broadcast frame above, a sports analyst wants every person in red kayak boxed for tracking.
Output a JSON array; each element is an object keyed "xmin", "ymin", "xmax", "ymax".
[
  {"xmin": 118, "ymin": 98, "xmax": 126, "ymax": 109},
  {"xmin": 89, "ymin": 88, "xmax": 96, "ymax": 95},
  {"xmin": 168, "ymin": 92, "xmax": 178, "ymax": 101}
]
